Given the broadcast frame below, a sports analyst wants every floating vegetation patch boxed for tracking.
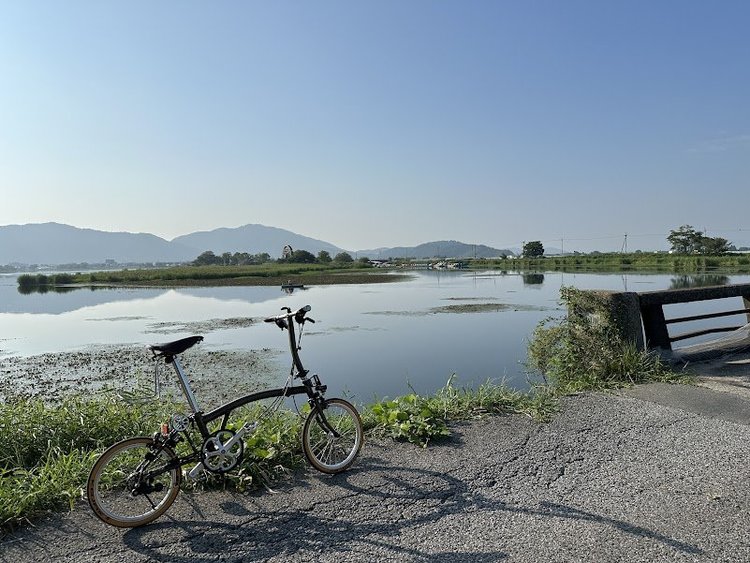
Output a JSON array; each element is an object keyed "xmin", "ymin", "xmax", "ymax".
[
  {"xmin": 0, "ymin": 344, "xmax": 281, "ymax": 406},
  {"xmin": 363, "ymin": 310, "xmax": 431, "ymax": 317},
  {"xmin": 365, "ymin": 303, "xmax": 550, "ymax": 316},
  {"xmin": 323, "ymin": 326, "xmax": 387, "ymax": 333},
  {"xmin": 442, "ymin": 297, "xmax": 500, "ymax": 301},
  {"xmin": 87, "ymin": 316, "xmax": 151, "ymax": 322},
  {"xmin": 145, "ymin": 317, "xmax": 255, "ymax": 334},
  {"xmin": 431, "ymin": 303, "xmax": 538, "ymax": 314}
]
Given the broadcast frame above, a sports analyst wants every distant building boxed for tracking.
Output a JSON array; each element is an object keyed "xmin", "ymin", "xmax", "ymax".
[{"xmin": 282, "ymin": 245, "xmax": 294, "ymax": 259}]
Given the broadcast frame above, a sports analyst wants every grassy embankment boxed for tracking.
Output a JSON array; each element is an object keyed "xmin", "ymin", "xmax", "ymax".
[
  {"xmin": 17, "ymin": 263, "xmax": 409, "ymax": 293},
  {"xmin": 0, "ymin": 287, "xmax": 685, "ymax": 532}
]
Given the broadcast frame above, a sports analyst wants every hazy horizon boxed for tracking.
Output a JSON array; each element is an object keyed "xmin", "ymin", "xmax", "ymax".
[
  {"xmin": 2, "ymin": 2, "xmax": 748, "ymax": 253},
  {"xmin": 5, "ymin": 220, "xmax": 749, "ymax": 255}
]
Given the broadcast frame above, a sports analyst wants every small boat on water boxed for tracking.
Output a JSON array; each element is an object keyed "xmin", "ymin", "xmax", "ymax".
[{"xmin": 281, "ymin": 280, "xmax": 306, "ymax": 293}]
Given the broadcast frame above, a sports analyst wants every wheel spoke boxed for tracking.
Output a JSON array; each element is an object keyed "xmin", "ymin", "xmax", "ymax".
[
  {"xmin": 88, "ymin": 437, "xmax": 181, "ymax": 528},
  {"xmin": 303, "ymin": 399, "xmax": 363, "ymax": 474}
]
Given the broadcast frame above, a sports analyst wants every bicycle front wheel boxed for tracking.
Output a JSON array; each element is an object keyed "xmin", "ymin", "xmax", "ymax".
[
  {"xmin": 87, "ymin": 437, "xmax": 182, "ymax": 528},
  {"xmin": 302, "ymin": 398, "xmax": 363, "ymax": 474}
]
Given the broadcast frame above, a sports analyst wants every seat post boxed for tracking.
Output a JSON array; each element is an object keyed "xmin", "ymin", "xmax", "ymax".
[{"xmin": 170, "ymin": 356, "xmax": 201, "ymax": 413}]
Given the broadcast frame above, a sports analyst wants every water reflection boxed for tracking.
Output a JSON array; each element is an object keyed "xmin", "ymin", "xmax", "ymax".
[
  {"xmin": 3, "ymin": 271, "xmax": 750, "ymax": 399},
  {"xmin": 17, "ymin": 285, "xmax": 78, "ymax": 295},
  {"xmin": 522, "ymin": 273, "xmax": 545, "ymax": 285},
  {"xmin": 669, "ymin": 274, "xmax": 730, "ymax": 290}
]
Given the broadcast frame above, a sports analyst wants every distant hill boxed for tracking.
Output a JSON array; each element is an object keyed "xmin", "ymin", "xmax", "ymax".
[
  {"xmin": 0, "ymin": 223, "xmax": 195, "ymax": 264},
  {"xmin": 0, "ymin": 222, "xmax": 345, "ymax": 265},
  {"xmin": 357, "ymin": 240, "xmax": 513, "ymax": 259},
  {"xmin": 0, "ymin": 222, "xmax": 514, "ymax": 265},
  {"xmin": 172, "ymin": 224, "xmax": 344, "ymax": 258}
]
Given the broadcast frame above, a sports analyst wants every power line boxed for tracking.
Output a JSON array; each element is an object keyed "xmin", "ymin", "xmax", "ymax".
[{"xmin": 492, "ymin": 227, "xmax": 750, "ymax": 253}]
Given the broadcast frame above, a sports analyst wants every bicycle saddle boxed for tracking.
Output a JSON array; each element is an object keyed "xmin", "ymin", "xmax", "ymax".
[{"xmin": 149, "ymin": 335, "xmax": 204, "ymax": 358}]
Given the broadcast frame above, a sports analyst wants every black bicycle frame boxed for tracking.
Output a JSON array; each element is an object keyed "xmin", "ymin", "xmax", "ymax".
[
  {"xmin": 164, "ymin": 309, "xmax": 326, "ymax": 442},
  {"xmin": 195, "ymin": 381, "xmax": 322, "ymax": 437}
]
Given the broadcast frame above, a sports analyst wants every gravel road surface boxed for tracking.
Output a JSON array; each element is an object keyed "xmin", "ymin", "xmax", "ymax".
[{"xmin": 2, "ymin": 387, "xmax": 748, "ymax": 562}]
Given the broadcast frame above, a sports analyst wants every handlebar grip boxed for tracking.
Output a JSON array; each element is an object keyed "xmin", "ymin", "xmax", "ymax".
[
  {"xmin": 264, "ymin": 305, "xmax": 312, "ymax": 325},
  {"xmin": 294, "ymin": 305, "xmax": 311, "ymax": 324}
]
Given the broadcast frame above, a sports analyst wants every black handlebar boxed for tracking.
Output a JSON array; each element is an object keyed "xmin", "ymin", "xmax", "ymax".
[{"xmin": 264, "ymin": 305, "xmax": 314, "ymax": 329}]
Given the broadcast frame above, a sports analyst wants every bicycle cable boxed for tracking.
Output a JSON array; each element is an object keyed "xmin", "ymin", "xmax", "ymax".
[
  {"xmin": 289, "ymin": 318, "xmax": 307, "ymax": 418},
  {"xmin": 255, "ymin": 316, "xmax": 308, "ymax": 421}
]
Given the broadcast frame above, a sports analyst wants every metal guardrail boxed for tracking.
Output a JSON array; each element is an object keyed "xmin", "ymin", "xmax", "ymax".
[{"xmin": 638, "ymin": 283, "xmax": 750, "ymax": 350}]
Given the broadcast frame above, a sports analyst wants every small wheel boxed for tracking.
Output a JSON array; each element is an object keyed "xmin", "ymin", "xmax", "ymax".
[
  {"xmin": 87, "ymin": 437, "xmax": 182, "ymax": 528},
  {"xmin": 302, "ymin": 398, "xmax": 363, "ymax": 474}
]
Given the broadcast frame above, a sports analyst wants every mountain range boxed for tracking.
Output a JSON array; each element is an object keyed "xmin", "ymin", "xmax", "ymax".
[{"xmin": 0, "ymin": 223, "xmax": 513, "ymax": 265}]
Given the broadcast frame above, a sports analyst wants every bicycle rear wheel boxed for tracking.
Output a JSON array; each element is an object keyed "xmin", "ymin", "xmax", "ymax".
[
  {"xmin": 302, "ymin": 398, "xmax": 363, "ymax": 474},
  {"xmin": 87, "ymin": 437, "xmax": 182, "ymax": 528}
]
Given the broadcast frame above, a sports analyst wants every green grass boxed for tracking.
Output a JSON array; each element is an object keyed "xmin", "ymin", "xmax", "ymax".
[
  {"xmin": 16, "ymin": 263, "xmax": 410, "ymax": 290},
  {"xmin": 0, "ymin": 394, "xmax": 175, "ymax": 530},
  {"xmin": 0, "ymin": 376, "xmax": 559, "ymax": 532},
  {"xmin": 78, "ymin": 262, "xmax": 388, "ymax": 285}
]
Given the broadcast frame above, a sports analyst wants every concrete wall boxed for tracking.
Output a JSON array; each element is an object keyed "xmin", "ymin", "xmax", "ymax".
[{"xmin": 576, "ymin": 290, "xmax": 645, "ymax": 350}]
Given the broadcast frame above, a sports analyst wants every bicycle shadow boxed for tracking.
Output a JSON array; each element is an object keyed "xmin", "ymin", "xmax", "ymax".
[
  {"xmin": 122, "ymin": 457, "xmax": 701, "ymax": 562},
  {"xmin": 333, "ymin": 459, "xmax": 702, "ymax": 556}
]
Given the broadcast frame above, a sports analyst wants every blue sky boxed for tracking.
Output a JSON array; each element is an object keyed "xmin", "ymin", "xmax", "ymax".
[{"xmin": 1, "ymin": 1, "xmax": 748, "ymax": 252}]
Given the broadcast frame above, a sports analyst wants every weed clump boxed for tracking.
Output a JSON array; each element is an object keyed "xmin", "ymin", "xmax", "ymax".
[{"xmin": 527, "ymin": 286, "xmax": 684, "ymax": 392}]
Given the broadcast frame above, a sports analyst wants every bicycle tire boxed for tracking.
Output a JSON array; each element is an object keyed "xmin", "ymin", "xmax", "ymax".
[
  {"xmin": 87, "ymin": 436, "xmax": 182, "ymax": 528},
  {"xmin": 302, "ymin": 398, "xmax": 363, "ymax": 474}
]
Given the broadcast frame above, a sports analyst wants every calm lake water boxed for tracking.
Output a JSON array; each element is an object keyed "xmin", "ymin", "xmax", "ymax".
[{"xmin": 2, "ymin": 271, "xmax": 749, "ymax": 401}]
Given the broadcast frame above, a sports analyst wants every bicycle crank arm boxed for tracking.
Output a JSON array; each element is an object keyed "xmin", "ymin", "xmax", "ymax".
[
  {"xmin": 187, "ymin": 421, "xmax": 258, "ymax": 480},
  {"xmin": 222, "ymin": 421, "xmax": 258, "ymax": 452}
]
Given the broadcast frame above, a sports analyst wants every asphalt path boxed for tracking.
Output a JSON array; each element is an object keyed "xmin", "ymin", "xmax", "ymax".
[{"xmin": 2, "ymin": 387, "xmax": 749, "ymax": 562}]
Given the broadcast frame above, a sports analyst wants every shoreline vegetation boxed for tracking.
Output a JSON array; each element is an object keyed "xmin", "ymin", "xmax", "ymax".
[
  {"xmin": 0, "ymin": 287, "xmax": 688, "ymax": 533},
  {"xmin": 14, "ymin": 252, "xmax": 750, "ymax": 293},
  {"xmin": 478, "ymin": 252, "xmax": 750, "ymax": 274},
  {"xmin": 16, "ymin": 264, "xmax": 411, "ymax": 293}
]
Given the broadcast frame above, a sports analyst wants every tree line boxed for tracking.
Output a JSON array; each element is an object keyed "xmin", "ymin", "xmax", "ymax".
[
  {"xmin": 520, "ymin": 225, "xmax": 737, "ymax": 258},
  {"xmin": 191, "ymin": 249, "xmax": 365, "ymax": 266}
]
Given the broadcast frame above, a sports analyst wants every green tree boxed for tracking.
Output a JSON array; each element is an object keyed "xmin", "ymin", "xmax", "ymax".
[
  {"xmin": 192, "ymin": 251, "xmax": 220, "ymax": 266},
  {"xmin": 667, "ymin": 225, "xmax": 703, "ymax": 254},
  {"xmin": 522, "ymin": 241, "xmax": 544, "ymax": 258},
  {"xmin": 699, "ymin": 236, "xmax": 730, "ymax": 255},
  {"xmin": 232, "ymin": 252, "xmax": 250, "ymax": 265},
  {"xmin": 317, "ymin": 250, "xmax": 332, "ymax": 264},
  {"xmin": 286, "ymin": 249, "xmax": 316, "ymax": 263},
  {"xmin": 667, "ymin": 225, "xmax": 731, "ymax": 255},
  {"xmin": 334, "ymin": 252, "xmax": 354, "ymax": 263}
]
